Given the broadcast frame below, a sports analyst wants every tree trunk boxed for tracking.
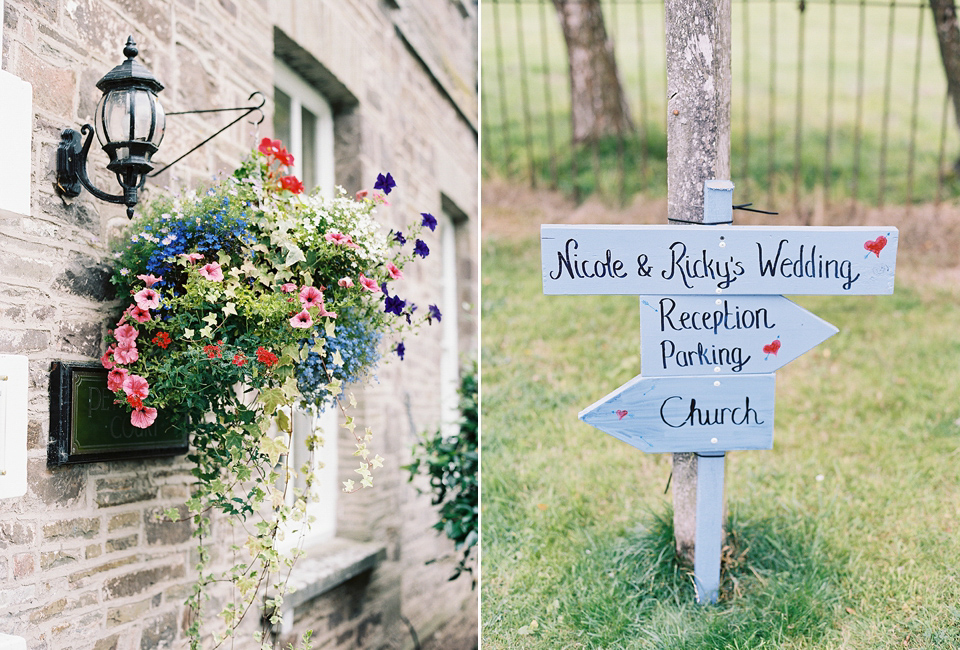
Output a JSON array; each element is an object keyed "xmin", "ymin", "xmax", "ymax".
[
  {"xmin": 930, "ymin": 0, "xmax": 960, "ymax": 165},
  {"xmin": 664, "ymin": 0, "xmax": 732, "ymax": 565},
  {"xmin": 552, "ymin": 0, "xmax": 633, "ymax": 144}
]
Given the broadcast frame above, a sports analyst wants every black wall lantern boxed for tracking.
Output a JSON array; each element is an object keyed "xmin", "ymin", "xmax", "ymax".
[{"xmin": 57, "ymin": 36, "xmax": 165, "ymax": 219}]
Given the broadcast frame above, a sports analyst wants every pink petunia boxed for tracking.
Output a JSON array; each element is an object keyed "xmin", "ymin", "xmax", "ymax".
[
  {"xmin": 181, "ymin": 252, "xmax": 204, "ymax": 263},
  {"xmin": 324, "ymin": 232, "xmax": 353, "ymax": 246},
  {"xmin": 338, "ymin": 276, "xmax": 354, "ymax": 288},
  {"xmin": 114, "ymin": 324, "xmax": 139, "ymax": 345},
  {"xmin": 299, "ymin": 286, "xmax": 324, "ymax": 308},
  {"xmin": 386, "ymin": 262, "xmax": 403, "ymax": 280},
  {"xmin": 130, "ymin": 306, "xmax": 152, "ymax": 323},
  {"xmin": 122, "ymin": 374, "xmax": 149, "ymax": 399},
  {"xmin": 355, "ymin": 189, "xmax": 369, "ymax": 201},
  {"xmin": 358, "ymin": 273, "xmax": 380, "ymax": 293},
  {"xmin": 136, "ymin": 273, "xmax": 162, "ymax": 287},
  {"xmin": 100, "ymin": 345, "xmax": 116, "ymax": 370},
  {"xmin": 289, "ymin": 310, "xmax": 313, "ymax": 329},
  {"xmin": 318, "ymin": 304, "xmax": 337, "ymax": 319},
  {"xmin": 113, "ymin": 342, "xmax": 139, "ymax": 365},
  {"xmin": 134, "ymin": 288, "xmax": 160, "ymax": 310},
  {"xmin": 281, "ymin": 283, "xmax": 297, "ymax": 293},
  {"xmin": 199, "ymin": 262, "xmax": 224, "ymax": 282},
  {"xmin": 106, "ymin": 367, "xmax": 129, "ymax": 392},
  {"xmin": 130, "ymin": 407, "xmax": 158, "ymax": 429}
]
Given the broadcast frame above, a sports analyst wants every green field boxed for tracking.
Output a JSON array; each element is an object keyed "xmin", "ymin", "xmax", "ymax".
[
  {"xmin": 480, "ymin": 230, "xmax": 960, "ymax": 648},
  {"xmin": 481, "ymin": 0, "xmax": 960, "ymax": 205}
]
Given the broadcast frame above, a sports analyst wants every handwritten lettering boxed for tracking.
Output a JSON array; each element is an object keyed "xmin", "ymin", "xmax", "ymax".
[
  {"xmin": 660, "ymin": 395, "xmax": 763, "ymax": 428},
  {"xmin": 661, "ymin": 242, "xmax": 745, "ymax": 289},
  {"xmin": 549, "ymin": 238, "xmax": 627, "ymax": 281},
  {"xmin": 757, "ymin": 239, "xmax": 860, "ymax": 290}
]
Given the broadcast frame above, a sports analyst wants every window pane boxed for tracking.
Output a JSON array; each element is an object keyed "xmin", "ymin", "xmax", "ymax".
[
  {"xmin": 301, "ymin": 106, "xmax": 317, "ymax": 190},
  {"xmin": 274, "ymin": 87, "xmax": 291, "ymax": 148}
]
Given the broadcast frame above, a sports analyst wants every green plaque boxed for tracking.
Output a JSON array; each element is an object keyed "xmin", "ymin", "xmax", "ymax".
[{"xmin": 49, "ymin": 362, "xmax": 188, "ymax": 466}]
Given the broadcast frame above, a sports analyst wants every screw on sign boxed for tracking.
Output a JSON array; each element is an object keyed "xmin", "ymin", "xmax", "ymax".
[{"xmin": 541, "ymin": 181, "xmax": 899, "ymax": 603}]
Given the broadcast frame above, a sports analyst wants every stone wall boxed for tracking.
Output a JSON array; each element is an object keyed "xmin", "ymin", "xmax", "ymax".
[{"xmin": 0, "ymin": 1, "xmax": 477, "ymax": 648}]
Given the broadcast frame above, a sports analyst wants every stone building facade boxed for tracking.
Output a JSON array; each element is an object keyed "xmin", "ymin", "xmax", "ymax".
[{"xmin": 0, "ymin": 1, "xmax": 477, "ymax": 648}]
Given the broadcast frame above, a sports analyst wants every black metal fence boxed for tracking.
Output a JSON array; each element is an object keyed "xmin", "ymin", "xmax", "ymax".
[{"xmin": 481, "ymin": 0, "xmax": 960, "ymax": 208}]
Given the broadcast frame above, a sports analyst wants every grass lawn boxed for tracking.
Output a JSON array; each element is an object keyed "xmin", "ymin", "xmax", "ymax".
[{"xmin": 480, "ymin": 210, "xmax": 960, "ymax": 648}]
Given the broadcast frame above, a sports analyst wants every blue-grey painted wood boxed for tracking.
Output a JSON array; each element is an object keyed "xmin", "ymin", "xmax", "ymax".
[
  {"xmin": 639, "ymin": 295, "xmax": 838, "ymax": 375},
  {"xmin": 541, "ymin": 225, "xmax": 898, "ymax": 295},
  {"xmin": 578, "ymin": 374, "xmax": 776, "ymax": 453},
  {"xmin": 701, "ymin": 180, "xmax": 734, "ymax": 224},
  {"xmin": 694, "ymin": 453, "xmax": 725, "ymax": 604}
]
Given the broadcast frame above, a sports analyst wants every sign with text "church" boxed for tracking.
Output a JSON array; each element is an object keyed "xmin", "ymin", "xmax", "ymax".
[{"xmin": 541, "ymin": 225, "xmax": 899, "ymax": 295}]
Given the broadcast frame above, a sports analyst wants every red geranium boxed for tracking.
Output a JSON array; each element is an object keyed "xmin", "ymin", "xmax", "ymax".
[
  {"xmin": 256, "ymin": 346, "xmax": 278, "ymax": 368},
  {"xmin": 258, "ymin": 137, "xmax": 283, "ymax": 158},
  {"xmin": 152, "ymin": 331, "xmax": 172, "ymax": 349},
  {"xmin": 279, "ymin": 175, "xmax": 304, "ymax": 194},
  {"xmin": 232, "ymin": 353, "xmax": 247, "ymax": 366},
  {"xmin": 203, "ymin": 343, "xmax": 223, "ymax": 359}
]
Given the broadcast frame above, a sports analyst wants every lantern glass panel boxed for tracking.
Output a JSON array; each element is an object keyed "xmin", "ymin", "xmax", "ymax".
[{"xmin": 96, "ymin": 89, "xmax": 133, "ymax": 147}]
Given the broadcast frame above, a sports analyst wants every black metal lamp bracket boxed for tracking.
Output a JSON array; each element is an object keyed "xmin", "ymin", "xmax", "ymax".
[
  {"xmin": 147, "ymin": 91, "xmax": 266, "ymax": 178},
  {"xmin": 57, "ymin": 125, "xmax": 136, "ymax": 214}
]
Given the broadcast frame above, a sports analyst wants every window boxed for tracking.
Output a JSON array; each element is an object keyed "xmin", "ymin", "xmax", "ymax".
[
  {"xmin": 440, "ymin": 210, "xmax": 463, "ymax": 437},
  {"xmin": 273, "ymin": 60, "xmax": 338, "ymax": 549}
]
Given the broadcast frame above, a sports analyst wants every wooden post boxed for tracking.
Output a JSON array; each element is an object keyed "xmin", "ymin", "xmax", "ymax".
[
  {"xmin": 693, "ymin": 452, "xmax": 725, "ymax": 603},
  {"xmin": 664, "ymin": 0, "xmax": 732, "ymax": 564}
]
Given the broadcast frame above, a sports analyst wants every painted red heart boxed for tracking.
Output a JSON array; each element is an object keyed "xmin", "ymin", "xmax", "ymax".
[
  {"xmin": 864, "ymin": 235, "xmax": 887, "ymax": 257},
  {"xmin": 616, "ymin": 409, "xmax": 628, "ymax": 420},
  {"xmin": 763, "ymin": 340, "xmax": 781, "ymax": 355}
]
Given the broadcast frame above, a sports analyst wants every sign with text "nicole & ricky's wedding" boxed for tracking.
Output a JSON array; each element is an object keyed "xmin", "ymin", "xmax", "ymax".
[{"xmin": 541, "ymin": 225, "xmax": 898, "ymax": 296}]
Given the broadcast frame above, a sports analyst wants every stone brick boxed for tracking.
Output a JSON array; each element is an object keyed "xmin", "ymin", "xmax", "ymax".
[
  {"xmin": 86, "ymin": 543, "xmax": 103, "ymax": 559},
  {"xmin": 107, "ymin": 597, "xmax": 151, "ymax": 627},
  {"xmin": 28, "ymin": 460, "xmax": 84, "ymax": 507},
  {"xmin": 106, "ymin": 534, "xmax": 138, "ymax": 553},
  {"xmin": 95, "ymin": 476, "xmax": 157, "ymax": 507},
  {"xmin": 16, "ymin": 46, "xmax": 76, "ymax": 117},
  {"xmin": 69, "ymin": 555, "xmax": 139, "ymax": 586},
  {"xmin": 108, "ymin": 511, "xmax": 140, "ymax": 532},
  {"xmin": 0, "ymin": 520, "xmax": 36, "ymax": 547},
  {"xmin": 140, "ymin": 610, "xmax": 178, "ymax": 649},
  {"xmin": 27, "ymin": 420, "xmax": 45, "ymax": 450},
  {"xmin": 40, "ymin": 548, "xmax": 83, "ymax": 570},
  {"xmin": 0, "ymin": 328, "xmax": 51, "ymax": 354},
  {"xmin": 145, "ymin": 506, "xmax": 191, "ymax": 546},
  {"xmin": 60, "ymin": 319, "xmax": 102, "ymax": 357},
  {"xmin": 103, "ymin": 563, "xmax": 185, "ymax": 599},
  {"xmin": 13, "ymin": 553, "xmax": 35, "ymax": 579},
  {"xmin": 52, "ymin": 251, "xmax": 116, "ymax": 303},
  {"xmin": 29, "ymin": 597, "xmax": 67, "ymax": 624},
  {"xmin": 43, "ymin": 516, "xmax": 100, "ymax": 540},
  {"xmin": 93, "ymin": 633, "xmax": 120, "ymax": 650}
]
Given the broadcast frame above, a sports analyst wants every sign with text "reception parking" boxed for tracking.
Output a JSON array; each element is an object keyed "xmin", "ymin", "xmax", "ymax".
[
  {"xmin": 640, "ymin": 295, "xmax": 838, "ymax": 376},
  {"xmin": 541, "ymin": 225, "xmax": 898, "ymax": 295}
]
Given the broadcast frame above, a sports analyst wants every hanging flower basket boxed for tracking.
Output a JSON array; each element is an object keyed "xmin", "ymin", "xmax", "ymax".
[{"xmin": 99, "ymin": 139, "xmax": 441, "ymax": 646}]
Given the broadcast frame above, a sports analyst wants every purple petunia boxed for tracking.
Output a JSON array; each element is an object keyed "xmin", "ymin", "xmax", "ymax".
[
  {"xmin": 421, "ymin": 213, "xmax": 437, "ymax": 231},
  {"xmin": 428, "ymin": 304, "xmax": 442, "ymax": 323},
  {"xmin": 374, "ymin": 172, "xmax": 396, "ymax": 195},
  {"xmin": 384, "ymin": 293, "xmax": 406, "ymax": 316},
  {"xmin": 395, "ymin": 341, "xmax": 405, "ymax": 360},
  {"xmin": 393, "ymin": 230, "xmax": 406, "ymax": 245},
  {"xmin": 414, "ymin": 239, "xmax": 429, "ymax": 258}
]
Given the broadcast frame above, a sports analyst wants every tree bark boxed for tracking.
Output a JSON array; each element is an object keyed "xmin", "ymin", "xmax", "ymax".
[
  {"xmin": 664, "ymin": 0, "xmax": 732, "ymax": 564},
  {"xmin": 930, "ymin": 0, "xmax": 960, "ymax": 159},
  {"xmin": 552, "ymin": 0, "xmax": 633, "ymax": 144}
]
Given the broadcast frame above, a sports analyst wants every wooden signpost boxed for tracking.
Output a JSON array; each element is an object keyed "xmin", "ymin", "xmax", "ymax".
[{"xmin": 541, "ymin": 181, "xmax": 899, "ymax": 604}]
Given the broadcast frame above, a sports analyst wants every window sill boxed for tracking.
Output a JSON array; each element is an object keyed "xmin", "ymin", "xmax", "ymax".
[{"xmin": 282, "ymin": 537, "xmax": 386, "ymax": 612}]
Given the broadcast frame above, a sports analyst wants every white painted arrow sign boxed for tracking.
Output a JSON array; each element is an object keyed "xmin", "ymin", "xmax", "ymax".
[
  {"xmin": 579, "ymin": 374, "xmax": 776, "ymax": 453},
  {"xmin": 639, "ymin": 295, "xmax": 838, "ymax": 376}
]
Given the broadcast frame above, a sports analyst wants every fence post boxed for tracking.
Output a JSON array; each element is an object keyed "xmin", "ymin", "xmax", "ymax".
[{"xmin": 663, "ymin": 0, "xmax": 732, "ymax": 566}]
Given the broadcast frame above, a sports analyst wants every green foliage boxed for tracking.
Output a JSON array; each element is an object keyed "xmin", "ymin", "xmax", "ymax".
[{"xmin": 407, "ymin": 364, "xmax": 479, "ymax": 583}]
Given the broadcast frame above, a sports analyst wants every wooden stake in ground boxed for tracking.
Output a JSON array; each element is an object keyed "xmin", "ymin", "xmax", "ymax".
[{"xmin": 664, "ymin": 0, "xmax": 732, "ymax": 565}]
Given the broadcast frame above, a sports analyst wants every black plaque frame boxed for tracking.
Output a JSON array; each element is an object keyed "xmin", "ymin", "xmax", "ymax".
[{"xmin": 49, "ymin": 361, "xmax": 188, "ymax": 466}]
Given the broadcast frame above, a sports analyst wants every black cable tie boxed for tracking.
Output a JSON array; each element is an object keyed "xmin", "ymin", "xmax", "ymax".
[{"xmin": 733, "ymin": 202, "xmax": 779, "ymax": 216}]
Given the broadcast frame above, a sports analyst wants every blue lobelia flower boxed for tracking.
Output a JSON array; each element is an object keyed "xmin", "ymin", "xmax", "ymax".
[
  {"xmin": 374, "ymin": 172, "xmax": 396, "ymax": 195},
  {"xmin": 414, "ymin": 239, "xmax": 429, "ymax": 258},
  {"xmin": 420, "ymin": 213, "xmax": 437, "ymax": 231}
]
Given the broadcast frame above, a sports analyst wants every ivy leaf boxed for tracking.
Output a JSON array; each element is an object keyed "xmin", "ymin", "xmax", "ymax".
[
  {"xmin": 222, "ymin": 302, "xmax": 237, "ymax": 317},
  {"xmin": 259, "ymin": 388, "xmax": 286, "ymax": 415},
  {"xmin": 275, "ymin": 409, "xmax": 291, "ymax": 433},
  {"xmin": 199, "ymin": 325, "xmax": 214, "ymax": 339},
  {"xmin": 260, "ymin": 435, "xmax": 288, "ymax": 466}
]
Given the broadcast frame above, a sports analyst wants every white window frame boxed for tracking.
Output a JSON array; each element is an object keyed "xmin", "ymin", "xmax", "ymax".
[
  {"xmin": 273, "ymin": 60, "xmax": 339, "ymax": 550},
  {"xmin": 440, "ymin": 212, "xmax": 462, "ymax": 438},
  {"xmin": 274, "ymin": 59, "xmax": 335, "ymax": 196}
]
